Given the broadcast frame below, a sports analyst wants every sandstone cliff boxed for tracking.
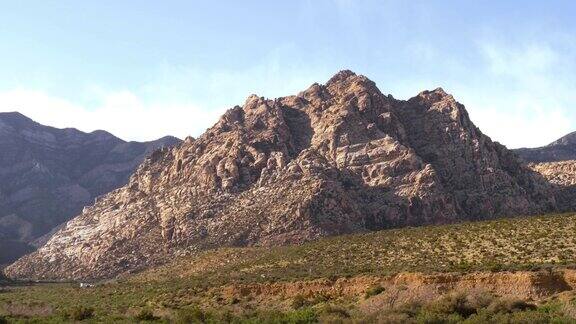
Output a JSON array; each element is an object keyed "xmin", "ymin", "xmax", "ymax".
[
  {"xmin": 5, "ymin": 71, "xmax": 556, "ymax": 280},
  {"xmin": 0, "ymin": 112, "xmax": 180, "ymax": 264}
]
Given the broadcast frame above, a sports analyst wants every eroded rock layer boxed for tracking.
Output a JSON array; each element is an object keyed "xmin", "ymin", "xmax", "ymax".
[{"xmin": 6, "ymin": 71, "xmax": 556, "ymax": 280}]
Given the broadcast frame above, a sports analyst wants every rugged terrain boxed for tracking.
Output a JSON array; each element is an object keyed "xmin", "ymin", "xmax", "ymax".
[
  {"xmin": 0, "ymin": 112, "xmax": 180, "ymax": 264},
  {"xmin": 515, "ymin": 130, "xmax": 576, "ymax": 211},
  {"xmin": 6, "ymin": 70, "xmax": 558, "ymax": 280},
  {"xmin": 529, "ymin": 160, "xmax": 576, "ymax": 211},
  {"xmin": 515, "ymin": 131, "xmax": 576, "ymax": 163},
  {"xmin": 3, "ymin": 213, "xmax": 576, "ymax": 322}
]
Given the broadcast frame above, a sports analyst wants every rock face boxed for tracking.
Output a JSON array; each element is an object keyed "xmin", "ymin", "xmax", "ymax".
[
  {"xmin": 529, "ymin": 161, "xmax": 576, "ymax": 211},
  {"xmin": 0, "ymin": 112, "xmax": 180, "ymax": 264},
  {"xmin": 515, "ymin": 132, "xmax": 576, "ymax": 163},
  {"xmin": 5, "ymin": 71, "xmax": 557, "ymax": 280}
]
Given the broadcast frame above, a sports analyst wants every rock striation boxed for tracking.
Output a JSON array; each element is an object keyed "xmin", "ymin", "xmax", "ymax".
[
  {"xmin": 0, "ymin": 112, "xmax": 180, "ymax": 264},
  {"xmin": 5, "ymin": 71, "xmax": 557, "ymax": 280}
]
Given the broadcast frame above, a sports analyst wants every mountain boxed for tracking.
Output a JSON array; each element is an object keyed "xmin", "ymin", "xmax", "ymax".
[
  {"xmin": 528, "ymin": 160, "xmax": 576, "ymax": 212},
  {"xmin": 514, "ymin": 132, "xmax": 576, "ymax": 162},
  {"xmin": 5, "ymin": 71, "xmax": 557, "ymax": 280},
  {"xmin": 0, "ymin": 112, "xmax": 181, "ymax": 264}
]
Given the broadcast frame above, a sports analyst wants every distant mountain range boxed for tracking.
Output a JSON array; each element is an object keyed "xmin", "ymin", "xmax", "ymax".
[
  {"xmin": 0, "ymin": 112, "xmax": 181, "ymax": 264},
  {"xmin": 6, "ymin": 71, "xmax": 562, "ymax": 280},
  {"xmin": 514, "ymin": 132, "xmax": 576, "ymax": 163}
]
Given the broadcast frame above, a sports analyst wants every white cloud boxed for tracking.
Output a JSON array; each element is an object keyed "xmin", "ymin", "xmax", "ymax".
[
  {"xmin": 450, "ymin": 40, "xmax": 576, "ymax": 148},
  {"xmin": 0, "ymin": 45, "xmax": 334, "ymax": 142},
  {"xmin": 467, "ymin": 97, "xmax": 572, "ymax": 149},
  {"xmin": 482, "ymin": 43, "xmax": 558, "ymax": 76},
  {"xmin": 0, "ymin": 88, "xmax": 222, "ymax": 141}
]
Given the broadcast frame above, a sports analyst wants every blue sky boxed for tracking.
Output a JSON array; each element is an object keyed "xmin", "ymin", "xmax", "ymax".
[{"xmin": 0, "ymin": 0, "xmax": 574, "ymax": 148}]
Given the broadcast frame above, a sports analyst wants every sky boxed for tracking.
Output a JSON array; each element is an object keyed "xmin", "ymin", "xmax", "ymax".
[{"xmin": 0, "ymin": 1, "xmax": 575, "ymax": 148}]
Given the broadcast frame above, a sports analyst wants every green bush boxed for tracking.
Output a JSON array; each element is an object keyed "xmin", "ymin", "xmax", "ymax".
[
  {"xmin": 464, "ymin": 309, "xmax": 553, "ymax": 324},
  {"xmin": 320, "ymin": 304, "xmax": 350, "ymax": 318},
  {"xmin": 465, "ymin": 291, "xmax": 495, "ymax": 311},
  {"xmin": 486, "ymin": 298, "xmax": 536, "ymax": 314},
  {"xmin": 174, "ymin": 307, "xmax": 207, "ymax": 323},
  {"xmin": 67, "ymin": 306, "xmax": 94, "ymax": 321},
  {"xmin": 425, "ymin": 293, "xmax": 476, "ymax": 318},
  {"xmin": 229, "ymin": 297, "xmax": 240, "ymax": 305},
  {"xmin": 256, "ymin": 308, "xmax": 318, "ymax": 324},
  {"xmin": 292, "ymin": 294, "xmax": 309, "ymax": 309},
  {"xmin": 372, "ymin": 312, "xmax": 412, "ymax": 324},
  {"xmin": 415, "ymin": 311, "xmax": 463, "ymax": 324},
  {"xmin": 134, "ymin": 309, "xmax": 157, "ymax": 321},
  {"xmin": 365, "ymin": 285, "xmax": 385, "ymax": 298}
]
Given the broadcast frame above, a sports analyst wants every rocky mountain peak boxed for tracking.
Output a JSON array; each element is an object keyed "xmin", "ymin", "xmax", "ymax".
[
  {"xmin": 325, "ymin": 69, "xmax": 357, "ymax": 85},
  {"xmin": 5, "ymin": 71, "xmax": 557, "ymax": 280}
]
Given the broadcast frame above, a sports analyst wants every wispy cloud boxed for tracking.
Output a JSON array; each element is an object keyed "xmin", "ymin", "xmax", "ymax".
[{"xmin": 463, "ymin": 39, "xmax": 576, "ymax": 148}]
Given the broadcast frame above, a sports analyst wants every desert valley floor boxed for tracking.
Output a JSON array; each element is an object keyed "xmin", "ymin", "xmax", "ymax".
[{"xmin": 3, "ymin": 213, "xmax": 576, "ymax": 322}]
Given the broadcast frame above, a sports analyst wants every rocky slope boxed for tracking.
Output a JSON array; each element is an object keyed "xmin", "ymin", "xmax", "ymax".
[
  {"xmin": 0, "ymin": 112, "xmax": 180, "ymax": 264},
  {"xmin": 6, "ymin": 70, "xmax": 557, "ymax": 280},
  {"xmin": 528, "ymin": 161, "xmax": 576, "ymax": 211},
  {"xmin": 515, "ymin": 132, "xmax": 576, "ymax": 163}
]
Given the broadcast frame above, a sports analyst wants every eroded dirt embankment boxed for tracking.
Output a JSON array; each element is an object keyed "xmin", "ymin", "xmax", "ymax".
[{"xmin": 220, "ymin": 269, "xmax": 576, "ymax": 307}]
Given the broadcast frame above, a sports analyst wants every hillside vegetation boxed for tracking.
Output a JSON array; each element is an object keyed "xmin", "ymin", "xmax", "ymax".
[
  {"xmin": 3, "ymin": 213, "xmax": 576, "ymax": 322},
  {"xmin": 137, "ymin": 212, "xmax": 576, "ymax": 284}
]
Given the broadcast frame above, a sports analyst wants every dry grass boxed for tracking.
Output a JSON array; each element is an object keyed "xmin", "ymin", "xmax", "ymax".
[
  {"xmin": 2, "ymin": 212, "xmax": 576, "ymax": 322},
  {"xmin": 134, "ymin": 212, "xmax": 576, "ymax": 285}
]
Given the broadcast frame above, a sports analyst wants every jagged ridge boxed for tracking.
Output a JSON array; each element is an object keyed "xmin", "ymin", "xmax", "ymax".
[
  {"xmin": 0, "ymin": 112, "xmax": 180, "ymax": 264},
  {"xmin": 515, "ymin": 131, "xmax": 576, "ymax": 163}
]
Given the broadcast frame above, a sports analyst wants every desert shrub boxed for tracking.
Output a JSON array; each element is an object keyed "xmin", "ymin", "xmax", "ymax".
[
  {"xmin": 464, "ymin": 309, "xmax": 555, "ymax": 324},
  {"xmin": 365, "ymin": 285, "xmax": 385, "ymax": 298},
  {"xmin": 67, "ymin": 305, "xmax": 94, "ymax": 321},
  {"xmin": 536, "ymin": 300, "xmax": 563, "ymax": 315},
  {"xmin": 174, "ymin": 307, "xmax": 207, "ymax": 323},
  {"xmin": 134, "ymin": 308, "xmax": 157, "ymax": 321},
  {"xmin": 227, "ymin": 296, "xmax": 240, "ymax": 305},
  {"xmin": 465, "ymin": 291, "xmax": 495, "ymax": 310},
  {"xmin": 486, "ymin": 298, "xmax": 536, "ymax": 314},
  {"xmin": 277, "ymin": 308, "xmax": 318, "ymax": 323},
  {"xmin": 319, "ymin": 304, "xmax": 350, "ymax": 319},
  {"xmin": 487, "ymin": 262, "xmax": 504, "ymax": 272},
  {"xmin": 311, "ymin": 292, "xmax": 331, "ymax": 304},
  {"xmin": 249, "ymin": 308, "xmax": 318, "ymax": 324},
  {"xmin": 291, "ymin": 294, "xmax": 309, "ymax": 309},
  {"xmin": 372, "ymin": 312, "xmax": 412, "ymax": 324},
  {"xmin": 504, "ymin": 310, "xmax": 553, "ymax": 324},
  {"xmin": 425, "ymin": 293, "xmax": 477, "ymax": 318},
  {"xmin": 415, "ymin": 311, "xmax": 463, "ymax": 324}
]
